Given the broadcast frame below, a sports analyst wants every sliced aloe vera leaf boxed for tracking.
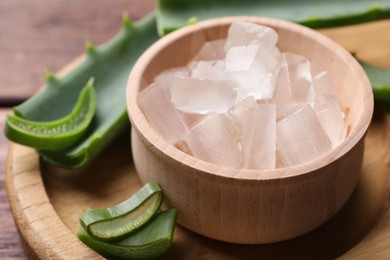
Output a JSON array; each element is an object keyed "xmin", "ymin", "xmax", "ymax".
[
  {"xmin": 156, "ymin": 0, "xmax": 390, "ymax": 35},
  {"xmin": 79, "ymin": 182, "xmax": 163, "ymax": 241},
  {"xmin": 360, "ymin": 62, "xmax": 390, "ymax": 102},
  {"xmin": 78, "ymin": 209, "xmax": 178, "ymax": 260},
  {"xmin": 13, "ymin": 13, "xmax": 159, "ymax": 168},
  {"xmin": 4, "ymin": 78, "xmax": 96, "ymax": 150}
]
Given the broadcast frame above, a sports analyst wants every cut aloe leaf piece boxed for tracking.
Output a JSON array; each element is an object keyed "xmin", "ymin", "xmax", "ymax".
[
  {"xmin": 13, "ymin": 13, "xmax": 159, "ymax": 168},
  {"xmin": 79, "ymin": 182, "xmax": 163, "ymax": 241},
  {"xmin": 156, "ymin": 0, "xmax": 390, "ymax": 35},
  {"xmin": 78, "ymin": 209, "xmax": 178, "ymax": 260},
  {"xmin": 4, "ymin": 78, "xmax": 96, "ymax": 150}
]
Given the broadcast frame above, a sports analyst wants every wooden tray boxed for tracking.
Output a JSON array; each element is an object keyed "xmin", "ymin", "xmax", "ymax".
[{"xmin": 5, "ymin": 21, "xmax": 390, "ymax": 259}]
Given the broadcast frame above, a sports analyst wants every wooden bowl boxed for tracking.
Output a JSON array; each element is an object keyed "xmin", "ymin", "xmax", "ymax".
[{"xmin": 126, "ymin": 17, "xmax": 374, "ymax": 244}]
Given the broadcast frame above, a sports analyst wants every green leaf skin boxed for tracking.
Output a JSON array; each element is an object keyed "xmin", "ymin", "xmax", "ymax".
[
  {"xmin": 157, "ymin": 0, "xmax": 390, "ymax": 35},
  {"xmin": 14, "ymin": 13, "xmax": 160, "ymax": 168},
  {"xmin": 360, "ymin": 62, "xmax": 390, "ymax": 102},
  {"xmin": 4, "ymin": 78, "xmax": 96, "ymax": 150},
  {"xmin": 80, "ymin": 182, "xmax": 163, "ymax": 241},
  {"xmin": 77, "ymin": 209, "xmax": 178, "ymax": 260}
]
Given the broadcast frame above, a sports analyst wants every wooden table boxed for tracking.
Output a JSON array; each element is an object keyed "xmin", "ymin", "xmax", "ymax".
[{"xmin": 0, "ymin": 1, "xmax": 154, "ymax": 258}]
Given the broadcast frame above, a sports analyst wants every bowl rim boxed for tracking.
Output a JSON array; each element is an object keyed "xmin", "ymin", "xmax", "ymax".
[{"xmin": 127, "ymin": 16, "xmax": 374, "ymax": 182}]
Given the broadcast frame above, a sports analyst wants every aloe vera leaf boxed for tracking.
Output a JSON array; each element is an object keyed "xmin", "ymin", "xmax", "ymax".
[
  {"xmin": 77, "ymin": 209, "xmax": 178, "ymax": 260},
  {"xmin": 80, "ymin": 182, "xmax": 163, "ymax": 241},
  {"xmin": 14, "ymin": 13, "xmax": 159, "ymax": 168},
  {"xmin": 156, "ymin": 0, "xmax": 390, "ymax": 35},
  {"xmin": 360, "ymin": 62, "xmax": 390, "ymax": 102},
  {"xmin": 4, "ymin": 78, "xmax": 96, "ymax": 150}
]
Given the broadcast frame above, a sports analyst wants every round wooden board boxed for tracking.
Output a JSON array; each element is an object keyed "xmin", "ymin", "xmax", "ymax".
[
  {"xmin": 5, "ymin": 105, "xmax": 390, "ymax": 259},
  {"xmin": 5, "ymin": 20, "xmax": 390, "ymax": 259}
]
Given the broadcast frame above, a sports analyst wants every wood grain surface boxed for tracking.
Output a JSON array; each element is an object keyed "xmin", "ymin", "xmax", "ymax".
[
  {"xmin": 0, "ymin": 108, "xmax": 26, "ymax": 259},
  {"xmin": 0, "ymin": 0, "xmax": 154, "ymax": 106},
  {"xmin": 1, "ymin": 0, "xmax": 390, "ymax": 259}
]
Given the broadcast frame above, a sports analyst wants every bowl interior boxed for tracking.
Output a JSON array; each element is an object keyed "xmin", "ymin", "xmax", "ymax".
[{"xmin": 127, "ymin": 17, "xmax": 373, "ymax": 180}]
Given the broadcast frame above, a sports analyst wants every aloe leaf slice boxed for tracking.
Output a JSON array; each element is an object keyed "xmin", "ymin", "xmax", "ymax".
[
  {"xmin": 78, "ymin": 209, "xmax": 178, "ymax": 260},
  {"xmin": 4, "ymin": 78, "xmax": 96, "ymax": 150},
  {"xmin": 156, "ymin": 0, "xmax": 390, "ymax": 35},
  {"xmin": 79, "ymin": 182, "xmax": 163, "ymax": 241},
  {"xmin": 13, "ymin": 13, "xmax": 159, "ymax": 168}
]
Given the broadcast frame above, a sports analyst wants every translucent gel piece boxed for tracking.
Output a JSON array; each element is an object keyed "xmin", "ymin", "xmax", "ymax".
[
  {"xmin": 224, "ymin": 44, "xmax": 280, "ymax": 102},
  {"xmin": 313, "ymin": 70, "xmax": 343, "ymax": 109},
  {"xmin": 154, "ymin": 67, "xmax": 189, "ymax": 98},
  {"xmin": 276, "ymin": 104, "xmax": 332, "ymax": 166},
  {"xmin": 312, "ymin": 71, "xmax": 346, "ymax": 148},
  {"xmin": 225, "ymin": 43, "xmax": 279, "ymax": 73},
  {"xmin": 231, "ymin": 101, "xmax": 276, "ymax": 169},
  {"xmin": 271, "ymin": 58, "xmax": 292, "ymax": 107},
  {"xmin": 171, "ymin": 76, "xmax": 238, "ymax": 114},
  {"xmin": 178, "ymin": 112, "xmax": 206, "ymax": 129},
  {"xmin": 225, "ymin": 21, "xmax": 278, "ymax": 51},
  {"xmin": 254, "ymin": 45, "xmax": 281, "ymax": 72},
  {"xmin": 272, "ymin": 53, "xmax": 315, "ymax": 106},
  {"xmin": 276, "ymin": 103, "xmax": 305, "ymax": 121},
  {"xmin": 315, "ymin": 96, "xmax": 346, "ymax": 148},
  {"xmin": 232, "ymin": 70, "xmax": 278, "ymax": 102},
  {"xmin": 192, "ymin": 39, "xmax": 227, "ymax": 61},
  {"xmin": 287, "ymin": 53, "xmax": 315, "ymax": 104},
  {"xmin": 224, "ymin": 44, "xmax": 259, "ymax": 72},
  {"xmin": 190, "ymin": 60, "xmax": 224, "ymax": 79},
  {"xmin": 275, "ymin": 148, "xmax": 286, "ymax": 169},
  {"xmin": 182, "ymin": 113, "xmax": 242, "ymax": 167},
  {"xmin": 137, "ymin": 83, "xmax": 188, "ymax": 144},
  {"xmin": 229, "ymin": 97, "xmax": 257, "ymax": 128}
]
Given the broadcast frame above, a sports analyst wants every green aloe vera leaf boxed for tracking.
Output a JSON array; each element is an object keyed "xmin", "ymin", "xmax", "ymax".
[
  {"xmin": 360, "ymin": 62, "xmax": 390, "ymax": 102},
  {"xmin": 4, "ymin": 78, "xmax": 96, "ymax": 150},
  {"xmin": 14, "ymin": 13, "xmax": 159, "ymax": 168},
  {"xmin": 156, "ymin": 0, "xmax": 390, "ymax": 35},
  {"xmin": 77, "ymin": 209, "xmax": 178, "ymax": 260},
  {"xmin": 80, "ymin": 182, "xmax": 163, "ymax": 241}
]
